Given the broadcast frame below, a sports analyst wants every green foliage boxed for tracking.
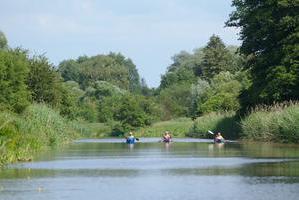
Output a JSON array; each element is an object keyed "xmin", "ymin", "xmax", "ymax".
[
  {"xmin": 27, "ymin": 55, "xmax": 65, "ymax": 107},
  {"xmin": 0, "ymin": 49, "xmax": 30, "ymax": 112},
  {"xmin": 140, "ymin": 78, "xmax": 155, "ymax": 96},
  {"xmin": 189, "ymin": 78, "xmax": 210, "ymax": 118},
  {"xmin": 227, "ymin": 0, "xmax": 299, "ymax": 107},
  {"xmin": 58, "ymin": 53, "xmax": 142, "ymax": 92},
  {"xmin": 158, "ymin": 35, "xmax": 245, "ymax": 119},
  {"xmin": 78, "ymin": 97, "xmax": 99, "ymax": 122},
  {"xmin": 241, "ymin": 102, "xmax": 299, "ymax": 143},
  {"xmin": 201, "ymin": 35, "xmax": 238, "ymax": 79},
  {"xmin": 0, "ymin": 104, "xmax": 79, "ymax": 167},
  {"xmin": 98, "ymin": 93, "xmax": 161, "ymax": 133},
  {"xmin": 108, "ymin": 52, "xmax": 141, "ymax": 93},
  {"xmin": 159, "ymin": 83, "xmax": 192, "ymax": 119},
  {"xmin": 59, "ymin": 81, "xmax": 84, "ymax": 119},
  {"xmin": 189, "ymin": 72, "xmax": 244, "ymax": 117},
  {"xmin": 115, "ymin": 95, "xmax": 152, "ymax": 131},
  {"xmin": 0, "ymin": 31, "xmax": 8, "ymax": 50},
  {"xmin": 86, "ymin": 81, "xmax": 126, "ymax": 100},
  {"xmin": 188, "ymin": 112, "xmax": 239, "ymax": 139},
  {"xmin": 200, "ymin": 72, "xmax": 242, "ymax": 113},
  {"xmin": 19, "ymin": 104, "xmax": 76, "ymax": 145},
  {"xmin": 160, "ymin": 51, "xmax": 198, "ymax": 89}
]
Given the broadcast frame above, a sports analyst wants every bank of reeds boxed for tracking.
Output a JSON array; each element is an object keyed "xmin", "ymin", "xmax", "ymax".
[
  {"xmin": 0, "ymin": 104, "xmax": 79, "ymax": 167},
  {"xmin": 187, "ymin": 112, "xmax": 240, "ymax": 139},
  {"xmin": 241, "ymin": 101, "xmax": 299, "ymax": 143}
]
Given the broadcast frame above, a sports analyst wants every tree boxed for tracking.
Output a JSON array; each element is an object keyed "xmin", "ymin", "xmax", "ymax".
[
  {"xmin": 159, "ymin": 51, "xmax": 198, "ymax": 89},
  {"xmin": 201, "ymin": 35, "xmax": 236, "ymax": 79},
  {"xmin": 189, "ymin": 78, "xmax": 210, "ymax": 118},
  {"xmin": 200, "ymin": 72, "xmax": 242, "ymax": 113},
  {"xmin": 58, "ymin": 53, "xmax": 142, "ymax": 92},
  {"xmin": 58, "ymin": 59, "xmax": 81, "ymax": 83},
  {"xmin": 0, "ymin": 31, "xmax": 8, "ymax": 50},
  {"xmin": 27, "ymin": 56, "xmax": 64, "ymax": 107},
  {"xmin": 159, "ymin": 83, "xmax": 192, "ymax": 119},
  {"xmin": 108, "ymin": 52, "xmax": 142, "ymax": 93},
  {"xmin": 227, "ymin": 0, "xmax": 299, "ymax": 107},
  {"xmin": 140, "ymin": 78, "xmax": 154, "ymax": 96},
  {"xmin": 0, "ymin": 49, "xmax": 30, "ymax": 112}
]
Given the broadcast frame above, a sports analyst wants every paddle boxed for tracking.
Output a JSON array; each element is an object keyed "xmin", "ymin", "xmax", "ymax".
[{"xmin": 208, "ymin": 130, "xmax": 214, "ymax": 135}]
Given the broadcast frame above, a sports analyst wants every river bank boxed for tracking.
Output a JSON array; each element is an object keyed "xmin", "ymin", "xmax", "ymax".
[
  {"xmin": 1, "ymin": 102, "xmax": 298, "ymax": 167},
  {"xmin": 0, "ymin": 104, "xmax": 80, "ymax": 167},
  {"xmin": 189, "ymin": 102, "xmax": 299, "ymax": 143}
]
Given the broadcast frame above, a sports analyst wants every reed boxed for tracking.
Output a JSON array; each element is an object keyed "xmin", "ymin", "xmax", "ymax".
[
  {"xmin": 0, "ymin": 104, "xmax": 79, "ymax": 167},
  {"xmin": 241, "ymin": 101, "xmax": 299, "ymax": 143},
  {"xmin": 187, "ymin": 112, "xmax": 240, "ymax": 139}
]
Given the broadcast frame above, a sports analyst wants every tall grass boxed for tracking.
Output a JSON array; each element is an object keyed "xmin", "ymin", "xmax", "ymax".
[
  {"xmin": 241, "ymin": 102, "xmax": 299, "ymax": 143},
  {"xmin": 136, "ymin": 118, "xmax": 193, "ymax": 137},
  {"xmin": 0, "ymin": 104, "xmax": 79, "ymax": 167},
  {"xmin": 187, "ymin": 112, "xmax": 240, "ymax": 139}
]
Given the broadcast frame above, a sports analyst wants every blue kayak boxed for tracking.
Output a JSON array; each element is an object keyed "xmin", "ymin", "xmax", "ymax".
[{"xmin": 126, "ymin": 137, "xmax": 136, "ymax": 144}]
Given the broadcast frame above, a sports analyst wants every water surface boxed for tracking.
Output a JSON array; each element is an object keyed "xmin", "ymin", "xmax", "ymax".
[{"xmin": 1, "ymin": 138, "xmax": 299, "ymax": 200}]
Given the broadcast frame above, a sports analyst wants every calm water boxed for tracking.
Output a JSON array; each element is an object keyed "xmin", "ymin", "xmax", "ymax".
[{"xmin": 1, "ymin": 138, "xmax": 299, "ymax": 200}]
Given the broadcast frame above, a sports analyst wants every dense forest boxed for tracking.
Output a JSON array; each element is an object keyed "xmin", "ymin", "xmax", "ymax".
[{"xmin": 0, "ymin": 0, "xmax": 298, "ymax": 166}]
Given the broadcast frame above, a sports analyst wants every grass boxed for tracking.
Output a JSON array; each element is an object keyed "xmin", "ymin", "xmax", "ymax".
[
  {"xmin": 135, "ymin": 118, "xmax": 193, "ymax": 137},
  {"xmin": 72, "ymin": 121, "xmax": 111, "ymax": 138},
  {"xmin": 241, "ymin": 101, "xmax": 299, "ymax": 143},
  {"xmin": 187, "ymin": 112, "xmax": 240, "ymax": 139},
  {"xmin": 0, "ymin": 104, "xmax": 80, "ymax": 167}
]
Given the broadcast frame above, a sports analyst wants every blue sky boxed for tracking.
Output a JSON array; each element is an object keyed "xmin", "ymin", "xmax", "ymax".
[{"xmin": 0, "ymin": 0, "xmax": 240, "ymax": 87}]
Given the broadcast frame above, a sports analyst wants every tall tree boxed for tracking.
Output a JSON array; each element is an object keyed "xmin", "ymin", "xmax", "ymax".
[
  {"xmin": 201, "ymin": 35, "xmax": 235, "ymax": 79},
  {"xmin": 108, "ymin": 52, "xmax": 141, "ymax": 93},
  {"xmin": 27, "ymin": 56, "xmax": 64, "ymax": 107},
  {"xmin": 227, "ymin": 0, "xmax": 299, "ymax": 106},
  {"xmin": 0, "ymin": 49, "xmax": 30, "ymax": 112},
  {"xmin": 159, "ymin": 51, "xmax": 197, "ymax": 89}
]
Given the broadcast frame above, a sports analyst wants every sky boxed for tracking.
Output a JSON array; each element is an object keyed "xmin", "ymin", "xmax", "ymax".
[{"xmin": 0, "ymin": 0, "xmax": 240, "ymax": 88}]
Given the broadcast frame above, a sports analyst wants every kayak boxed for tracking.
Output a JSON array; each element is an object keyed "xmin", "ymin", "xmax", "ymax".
[
  {"xmin": 126, "ymin": 137, "xmax": 136, "ymax": 144},
  {"xmin": 162, "ymin": 139, "xmax": 172, "ymax": 143},
  {"xmin": 214, "ymin": 139, "xmax": 225, "ymax": 144}
]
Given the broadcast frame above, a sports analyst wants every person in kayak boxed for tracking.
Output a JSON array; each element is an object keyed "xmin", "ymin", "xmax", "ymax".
[
  {"xmin": 214, "ymin": 132, "xmax": 225, "ymax": 143},
  {"xmin": 162, "ymin": 131, "xmax": 172, "ymax": 143},
  {"xmin": 126, "ymin": 131, "xmax": 136, "ymax": 144}
]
